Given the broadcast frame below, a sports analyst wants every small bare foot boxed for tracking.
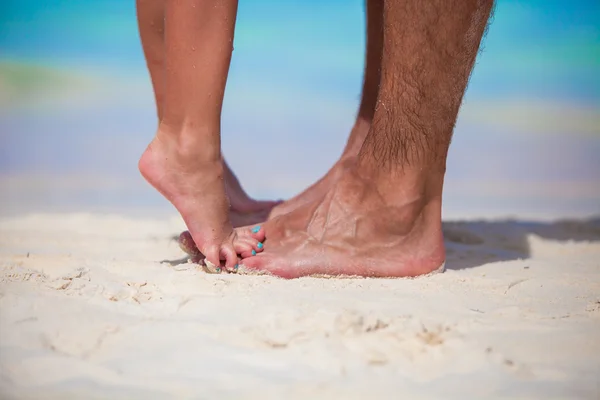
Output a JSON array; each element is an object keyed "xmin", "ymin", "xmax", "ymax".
[
  {"xmin": 179, "ymin": 224, "xmax": 264, "ymax": 261},
  {"xmin": 240, "ymin": 165, "xmax": 446, "ymax": 278},
  {"xmin": 139, "ymin": 131, "xmax": 265, "ymax": 269},
  {"xmin": 175, "ymin": 161, "xmax": 278, "ymax": 249}
]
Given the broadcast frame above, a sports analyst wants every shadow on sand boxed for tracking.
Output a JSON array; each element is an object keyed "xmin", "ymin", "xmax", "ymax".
[
  {"xmin": 161, "ymin": 217, "xmax": 600, "ymax": 272},
  {"xmin": 442, "ymin": 216, "xmax": 600, "ymax": 270}
]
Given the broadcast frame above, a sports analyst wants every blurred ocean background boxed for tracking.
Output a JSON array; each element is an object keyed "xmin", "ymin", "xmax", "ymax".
[{"xmin": 1, "ymin": 0, "xmax": 598, "ymax": 220}]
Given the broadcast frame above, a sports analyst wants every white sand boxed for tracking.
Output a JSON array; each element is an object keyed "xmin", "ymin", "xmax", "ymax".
[{"xmin": 1, "ymin": 213, "xmax": 599, "ymax": 399}]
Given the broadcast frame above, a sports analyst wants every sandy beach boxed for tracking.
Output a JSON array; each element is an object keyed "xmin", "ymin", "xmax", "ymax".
[
  {"xmin": 0, "ymin": 212, "xmax": 598, "ymax": 399},
  {"xmin": 1, "ymin": 2, "xmax": 599, "ymax": 397}
]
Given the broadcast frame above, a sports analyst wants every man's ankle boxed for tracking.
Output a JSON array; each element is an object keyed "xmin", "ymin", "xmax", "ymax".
[{"xmin": 353, "ymin": 155, "xmax": 445, "ymax": 208}]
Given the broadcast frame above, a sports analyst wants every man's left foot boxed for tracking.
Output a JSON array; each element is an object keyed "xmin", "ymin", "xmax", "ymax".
[{"xmin": 239, "ymin": 165, "xmax": 446, "ymax": 278}]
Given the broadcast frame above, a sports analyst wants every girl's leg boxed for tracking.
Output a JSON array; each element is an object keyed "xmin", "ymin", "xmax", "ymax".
[
  {"xmin": 136, "ymin": 0, "xmax": 277, "ymax": 228},
  {"xmin": 138, "ymin": 0, "xmax": 264, "ymax": 269}
]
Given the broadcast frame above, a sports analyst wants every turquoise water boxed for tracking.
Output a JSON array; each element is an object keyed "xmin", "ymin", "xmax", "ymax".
[{"xmin": 1, "ymin": 0, "xmax": 599, "ymax": 218}]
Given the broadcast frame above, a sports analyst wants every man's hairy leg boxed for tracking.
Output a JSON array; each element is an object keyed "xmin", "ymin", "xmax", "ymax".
[
  {"xmin": 359, "ymin": 0, "xmax": 493, "ymax": 171},
  {"xmin": 242, "ymin": 0, "xmax": 494, "ymax": 278}
]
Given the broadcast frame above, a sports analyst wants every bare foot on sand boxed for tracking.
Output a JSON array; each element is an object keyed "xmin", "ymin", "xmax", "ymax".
[
  {"xmin": 240, "ymin": 0, "xmax": 493, "ymax": 278},
  {"xmin": 139, "ymin": 131, "xmax": 265, "ymax": 269},
  {"xmin": 174, "ymin": 160, "xmax": 277, "ymax": 257},
  {"xmin": 240, "ymin": 164, "xmax": 446, "ymax": 278},
  {"xmin": 178, "ymin": 223, "xmax": 264, "ymax": 260}
]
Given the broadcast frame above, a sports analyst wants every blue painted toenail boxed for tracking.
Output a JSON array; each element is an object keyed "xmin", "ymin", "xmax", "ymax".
[
  {"xmin": 234, "ymin": 264, "xmax": 239, "ymax": 270},
  {"xmin": 257, "ymin": 242, "xmax": 263, "ymax": 249},
  {"xmin": 216, "ymin": 267, "xmax": 221, "ymax": 273},
  {"xmin": 252, "ymin": 226, "xmax": 261, "ymax": 233},
  {"xmin": 252, "ymin": 250, "xmax": 257, "ymax": 256}
]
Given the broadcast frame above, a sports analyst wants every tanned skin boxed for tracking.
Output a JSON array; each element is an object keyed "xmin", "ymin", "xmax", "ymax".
[
  {"xmin": 137, "ymin": 0, "xmax": 386, "ymax": 228},
  {"xmin": 145, "ymin": 0, "xmax": 494, "ymax": 277},
  {"xmin": 239, "ymin": 0, "xmax": 495, "ymax": 278},
  {"xmin": 137, "ymin": 0, "xmax": 266, "ymax": 270},
  {"xmin": 136, "ymin": 0, "xmax": 279, "ymax": 229},
  {"xmin": 140, "ymin": 0, "xmax": 387, "ymax": 262}
]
